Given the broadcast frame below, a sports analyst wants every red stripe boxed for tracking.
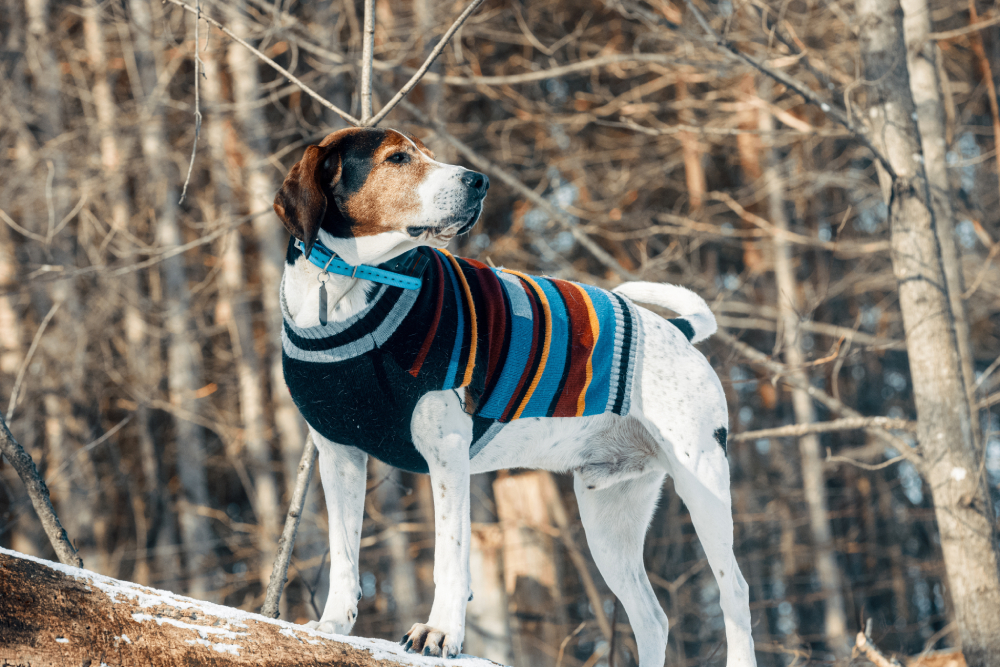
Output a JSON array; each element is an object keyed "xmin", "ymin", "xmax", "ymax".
[
  {"xmin": 469, "ymin": 267, "xmax": 507, "ymax": 391},
  {"xmin": 500, "ymin": 276, "xmax": 541, "ymax": 422},
  {"xmin": 550, "ymin": 279, "xmax": 596, "ymax": 417},
  {"xmin": 408, "ymin": 252, "xmax": 445, "ymax": 377}
]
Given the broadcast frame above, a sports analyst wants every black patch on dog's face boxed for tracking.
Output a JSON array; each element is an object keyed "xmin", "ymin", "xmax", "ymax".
[
  {"xmin": 713, "ymin": 426, "xmax": 728, "ymax": 454},
  {"xmin": 321, "ymin": 129, "xmax": 388, "ymax": 238},
  {"xmin": 668, "ymin": 317, "xmax": 695, "ymax": 342}
]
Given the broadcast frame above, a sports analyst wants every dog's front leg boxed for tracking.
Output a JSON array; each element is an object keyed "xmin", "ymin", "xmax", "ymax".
[
  {"xmin": 305, "ymin": 429, "xmax": 367, "ymax": 636},
  {"xmin": 402, "ymin": 390, "xmax": 472, "ymax": 658}
]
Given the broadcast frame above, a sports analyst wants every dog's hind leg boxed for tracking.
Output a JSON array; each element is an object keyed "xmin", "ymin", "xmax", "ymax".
[
  {"xmin": 575, "ymin": 470, "xmax": 669, "ymax": 667},
  {"xmin": 645, "ymin": 418, "xmax": 757, "ymax": 667},
  {"xmin": 306, "ymin": 429, "xmax": 367, "ymax": 636},
  {"xmin": 402, "ymin": 390, "xmax": 473, "ymax": 658}
]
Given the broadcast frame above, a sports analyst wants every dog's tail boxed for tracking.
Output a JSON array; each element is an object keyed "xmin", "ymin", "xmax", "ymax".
[{"xmin": 613, "ymin": 281, "xmax": 717, "ymax": 344}]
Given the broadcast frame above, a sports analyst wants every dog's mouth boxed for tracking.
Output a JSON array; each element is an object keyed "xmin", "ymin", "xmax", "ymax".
[{"xmin": 406, "ymin": 204, "xmax": 482, "ymax": 240}]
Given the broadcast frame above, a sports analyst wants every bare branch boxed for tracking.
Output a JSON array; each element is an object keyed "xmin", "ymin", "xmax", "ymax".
[
  {"xmin": 0, "ymin": 413, "xmax": 82, "ymax": 567},
  {"xmin": 162, "ymin": 0, "xmax": 359, "ymax": 125},
  {"xmin": 6, "ymin": 302, "xmax": 60, "ymax": 421},
  {"xmin": 359, "ymin": 0, "xmax": 375, "ymax": 122},
  {"xmin": 398, "ymin": 99, "xmax": 639, "ymax": 281},
  {"xmin": 730, "ymin": 417, "xmax": 917, "ymax": 443},
  {"xmin": 714, "ymin": 329, "xmax": 922, "ymax": 469},
  {"xmin": 680, "ymin": 0, "xmax": 898, "ymax": 181},
  {"xmin": 928, "ymin": 13, "xmax": 1000, "ymax": 41},
  {"xmin": 178, "ymin": 0, "xmax": 204, "ymax": 205},
  {"xmin": 366, "ymin": 0, "xmax": 485, "ymax": 127},
  {"xmin": 261, "ymin": 434, "xmax": 318, "ymax": 618},
  {"xmin": 826, "ymin": 451, "xmax": 908, "ymax": 471}
]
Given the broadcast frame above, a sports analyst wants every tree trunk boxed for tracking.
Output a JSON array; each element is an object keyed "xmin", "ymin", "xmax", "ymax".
[
  {"xmin": 857, "ymin": 1, "xmax": 1000, "ymax": 664},
  {"xmin": 0, "ymin": 548, "xmax": 500, "ymax": 667},
  {"xmin": 899, "ymin": 0, "xmax": 976, "ymax": 408},
  {"xmin": 764, "ymin": 100, "xmax": 850, "ymax": 657},
  {"xmin": 202, "ymin": 39, "xmax": 282, "ymax": 593},
  {"xmin": 126, "ymin": 0, "xmax": 184, "ymax": 591},
  {"xmin": 370, "ymin": 459, "xmax": 421, "ymax": 636},
  {"xmin": 493, "ymin": 472, "xmax": 566, "ymax": 666},
  {"xmin": 225, "ymin": 3, "xmax": 307, "ymax": 494},
  {"xmin": 465, "ymin": 473, "xmax": 513, "ymax": 664}
]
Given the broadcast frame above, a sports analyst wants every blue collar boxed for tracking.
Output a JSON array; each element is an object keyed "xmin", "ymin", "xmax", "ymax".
[{"xmin": 297, "ymin": 240, "xmax": 423, "ymax": 291}]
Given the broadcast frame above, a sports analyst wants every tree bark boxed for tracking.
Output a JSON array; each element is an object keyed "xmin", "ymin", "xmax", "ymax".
[
  {"xmin": 226, "ymin": 3, "xmax": 307, "ymax": 494},
  {"xmin": 857, "ymin": 1, "xmax": 1000, "ymax": 664},
  {"xmin": 764, "ymin": 99, "xmax": 850, "ymax": 657},
  {"xmin": 493, "ymin": 472, "xmax": 566, "ymax": 666},
  {"xmin": 464, "ymin": 473, "xmax": 513, "ymax": 665},
  {"xmin": 0, "ymin": 548, "xmax": 500, "ymax": 667},
  {"xmin": 126, "ymin": 0, "xmax": 184, "ymax": 591},
  {"xmin": 202, "ymin": 39, "xmax": 282, "ymax": 592},
  {"xmin": 371, "ymin": 459, "xmax": 421, "ymax": 636},
  {"xmin": 900, "ymin": 0, "xmax": 976, "ymax": 408}
]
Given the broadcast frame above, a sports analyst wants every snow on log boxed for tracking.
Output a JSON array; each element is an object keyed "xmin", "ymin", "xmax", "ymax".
[{"xmin": 0, "ymin": 548, "xmax": 503, "ymax": 667}]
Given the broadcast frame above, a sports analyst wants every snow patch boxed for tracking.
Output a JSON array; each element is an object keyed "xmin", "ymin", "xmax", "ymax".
[
  {"xmin": 55, "ymin": 637, "xmax": 69, "ymax": 643},
  {"xmin": 131, "ymin": 612, "xmax": 247, "ymax": 639},
  {"xmin": 951, "ymin": 466, "xmax": 967, "ymax": 481}
]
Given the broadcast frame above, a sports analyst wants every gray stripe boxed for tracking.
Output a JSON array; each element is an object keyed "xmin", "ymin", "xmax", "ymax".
[
  {"xmin": 281, "ymin": 274, "xmax": 418, "ymax": 363},
  {"xmin": 469, "ymin": 422, "xmax": 505, "ymax": 459},
  {"xmin": 619, "ymin": 299, "xmax": 641, "ymax": 415},
  {"xmin": 606, "ymin": 294, "xmax": 626, "ymax": 413}
]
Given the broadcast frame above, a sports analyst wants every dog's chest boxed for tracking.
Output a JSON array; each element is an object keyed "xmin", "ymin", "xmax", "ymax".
[{"xmin": 281, "ymin": 248, "xmax": 641, "ymax": 473}]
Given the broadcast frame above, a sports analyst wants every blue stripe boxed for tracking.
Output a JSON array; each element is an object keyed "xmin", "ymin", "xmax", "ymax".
[
  {"xmin": 439, "ymin": 251, "xmax": 465, "ymax": 390},
  {"xmin": 578, "ymin": 283, "xmax": 615, "ymax": 415},
  {"xmin": 478, "ymin": 271, "xmax": 534, "ymax": 419},
  {"xmin": 521, "ymin": 277, "xmax": 570, "ymax": 418}
]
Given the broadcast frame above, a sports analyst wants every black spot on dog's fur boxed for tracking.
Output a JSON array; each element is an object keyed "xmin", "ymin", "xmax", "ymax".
[
  {"xmin": 713, "ymin": 426, "xmax": 728, "ymax": 454},
  {"xmin": 668, "ymin": 318, "xmax": 695, "ymax": 342}
]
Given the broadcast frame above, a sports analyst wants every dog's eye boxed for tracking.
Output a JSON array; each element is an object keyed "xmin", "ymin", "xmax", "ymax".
[{"xmin": 386, "ymin": 152, "xmax": 410, "ymax": 164}]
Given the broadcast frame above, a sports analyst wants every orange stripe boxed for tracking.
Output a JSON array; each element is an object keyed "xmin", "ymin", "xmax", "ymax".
[
  {"xmin": 572, "ymin": 283, "xmax": 600, "ymax": 417},
  {"xmin": 441, "ymin": 249, "xmax": 478, "ymax": 388},
  {"xmin": 503, "ymin": 270, "xmax": 553, "ymax": 420}
]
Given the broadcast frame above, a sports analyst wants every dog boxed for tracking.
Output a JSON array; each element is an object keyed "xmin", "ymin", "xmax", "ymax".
[{"xmin": 272, "ymin": 126, "xmax": 756, "ymax": 667}]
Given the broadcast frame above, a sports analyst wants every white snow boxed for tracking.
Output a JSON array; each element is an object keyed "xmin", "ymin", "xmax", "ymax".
[
  {"xmin": 2, "ymin": 547, "xmax": 503, "ymax": 667},
  {"xmin": 55, "ymin": 637, "xmax": 69, "ymax": 643}
]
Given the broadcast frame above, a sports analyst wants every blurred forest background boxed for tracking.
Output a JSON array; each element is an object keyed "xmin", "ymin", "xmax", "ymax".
[{"xmin": 1, "ymin": 0, "xmax": 999, "ymax": 665}]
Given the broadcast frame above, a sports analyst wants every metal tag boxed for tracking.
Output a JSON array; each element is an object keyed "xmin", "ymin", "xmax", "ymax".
[{"xmin": 318, "ymin": 281, "xmax": 328, "ymax": 326}]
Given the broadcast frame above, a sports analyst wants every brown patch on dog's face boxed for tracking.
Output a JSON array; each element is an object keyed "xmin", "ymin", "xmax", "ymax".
[
  {"xmin": 274, "ymin": 126, "xmax": 486, "ymax": 259},
  {"xmin": 342, "ymin": 130, "xmax": 430, "ymax": 237}
]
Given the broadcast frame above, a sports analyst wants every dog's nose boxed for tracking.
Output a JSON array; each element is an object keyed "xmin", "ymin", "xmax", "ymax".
[{"xmin": 461, "ymin": 171, "xmax": 489, "ymax": 193}]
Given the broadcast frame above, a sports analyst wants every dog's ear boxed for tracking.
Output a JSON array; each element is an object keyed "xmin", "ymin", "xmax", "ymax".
[{"xmin": 273, "ymin": 143, "xmax": 343, "ymax": 259}]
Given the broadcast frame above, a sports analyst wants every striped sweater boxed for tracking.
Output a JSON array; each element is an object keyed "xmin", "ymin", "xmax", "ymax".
[{"xmin": 282, "ymin": 243, "xmax": 641, "ymax": 473}]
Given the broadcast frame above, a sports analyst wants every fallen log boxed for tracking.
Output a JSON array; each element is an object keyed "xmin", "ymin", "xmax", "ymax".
[{"xmin": 0, "ymin": 548, "xmax": 501, "ymax": 667}]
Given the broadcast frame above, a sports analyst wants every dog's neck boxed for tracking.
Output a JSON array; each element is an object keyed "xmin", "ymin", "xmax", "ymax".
[{"xmin": 283, "ymin": 228, "xmax": 448, "ymax": 328}]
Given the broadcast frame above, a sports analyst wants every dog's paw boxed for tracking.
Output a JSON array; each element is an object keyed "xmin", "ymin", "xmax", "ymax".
[
  {"xmin": 303, "ymin": 607, "xmax": 357, "ymax": 636},
  {"xmin": 400, "ymin": 622, "xmax": 462, "ymax": 658}
]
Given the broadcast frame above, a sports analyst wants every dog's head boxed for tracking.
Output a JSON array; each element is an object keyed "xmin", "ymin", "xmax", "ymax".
[{"xmin": 273, "ymin": 127, "xmax": 489, "ymax": 266}]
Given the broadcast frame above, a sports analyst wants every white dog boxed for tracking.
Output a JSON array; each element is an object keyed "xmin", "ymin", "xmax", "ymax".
[{"xmin": 272, "ymin": 126, "xmax": 756, "ymax": 667}]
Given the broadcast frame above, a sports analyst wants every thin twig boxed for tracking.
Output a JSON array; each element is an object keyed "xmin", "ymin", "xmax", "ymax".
[
  {"xmin": 178, "ymin": 0, "xmax": 204, "ymax": 205},
  {"xmin": 6, "ymin": 302, "xmax": 60, "ymax": 422},
  {"xmin": 366, "ymin": 0, "xmax": 485, "ymax": 126},
  {"xmin": 928, "ymin": 13, "xmax": 1000, "ymax": 41},
  {"xmin": 47, "ymin": 414, "xmax": 134, "ymax": 484},
  {"xmin": 261, "ymin": 434, "xmax": 318, "ymax": 618},
  {"xmin": 163, "ymin": 0, "xmax": 359, "ymax": 125},
  {"xmin": 967, "ymin": 1, "xmax": 1000, "ymax": 216},
  {"xmin": 0, "ymin": 413, "xmax": 83, "ymax": 568},
  {"xmin": 359, "ymin": 0, "xmax": 375, "ymax": 122},
  {"xmin": 680, "ymin": 0, "xmax": 898, "ymax": 180},
  {"xmin": 825, "ymin": 450, "xmax": 907, "ymax": 471},
  {"xmin": 730, "ymin": 417, "xmax": 916, "ymax": 442},
  {"xmin": 399, "ymin": 98, "xmax": 638, "ymax": 281}
]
